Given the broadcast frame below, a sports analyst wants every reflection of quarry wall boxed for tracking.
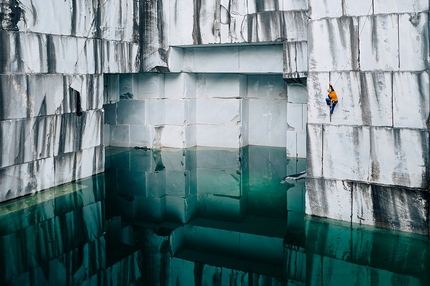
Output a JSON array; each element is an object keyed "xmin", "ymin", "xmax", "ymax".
[
  {"xmin": 0, "ymin": 0, "xmax": 139, "ymax": 202},
  {"xmin": 306, "ymin": 0, "xmax": 430, "ymax": 235}
]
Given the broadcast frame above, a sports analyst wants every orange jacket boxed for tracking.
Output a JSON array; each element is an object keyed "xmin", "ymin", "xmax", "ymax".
[{"xmin": 328, "ymin": 91, "xmax": 338, "ymax": 101}]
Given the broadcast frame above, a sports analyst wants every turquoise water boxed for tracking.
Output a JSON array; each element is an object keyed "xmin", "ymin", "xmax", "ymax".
[{"xmin": 0, "ymin": 146, "xmax": 428, "ymax": 285}]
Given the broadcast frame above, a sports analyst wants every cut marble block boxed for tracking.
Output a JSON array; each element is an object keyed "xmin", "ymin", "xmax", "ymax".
[
  {"xmin": 165, "ymin": 73, "xmax": 197, "ymax": 99},
  {"xmin": 0, "ymin": 119, "xmax": 33, "ymax": 168},
  {"xmin": 399, "ymin": 13, "xmax": 428, "ymax": 71},
  {"xmin": 130, "ymin": 125, "xmax": 153, "ymax": 148},
  {"xmin": 81, "ymin": 110, "xmax": 103, "ymax": 149},
  {"xmin": 305, "ymin": 178, "xmax": 352, "ymax": 222},
  {"xmin": 359, "ymin": 72, "xmax": 393, "ymax": 126},
  {"xmin": 184, "ymin": 124, "xmax": 197, "ymax": 148},
  {"xmin": 308, "ymin": 17, "xmax": 359, "ymax": 72},
  {"xmin": 104, "ymin": 104, "xmax": 116, "ymax": 125},
  {"xmin": 0, "ymin": 31, "xmax": 48, "ymax": 73},
  {"xmin": 238, "ymin": 45, "xmax": 284, "ymax": 73},
  {"xmin": 307, "ymin": 72, "xmax": 330, "ymax": 124},
  {"xmin": 100, "ymin": 0, "xmax": 137, "ymax": 41},
  {"xmin": 164, "ymin": 99, "xmax": 186, "ymax": 125},
  {"xmin": 0, "ymin": 163, "xmax": 31, "ymax": 201},
  {"xmin": 168, "ymin": 1, "xmax": 194, "ymax": 46},
  {"xmin": 101, "ymin": 40, "xmax": 140, "ymax": 73},
  {"xmin": 370, "ymin": 127, "xmax": 428, "ymax": 188},
  {"xmin": 0, "ymin": 75, "xmax": 27, "ymax": 120},
  {"xmin": 183, "ymin": 45, "xmax": 283, "ymax": 73},
  {"xmin": 104, "ymin": 74, "xmax": 120, "ymax": 104},
  {"xmin": 359, "ymin": 14, "xmax": 399, "ymax": 71},
  {"xmin": 283, "ymin": 11, "xmax": 308, "ymax": 42},
  {"xmin": 117, "ymin": 99, "xmax": 145, "ymax": 125},
  {"xmin": 76, "ymin": 146, "xmax": 104, "ymax": 180},
  {"xmin": 296, "ymin": 130, "xmax": 306, "ymax": 158},
  {"xmin": 344, "ymin": 0, "xmax": 373, "ymax": 16},
  {"xmin": 306, "ymin": 124, "xmax": 323, "ymax": 178},
  {"xmin": 198, "ymin": 74, "xmax": 247, "ymax": 99},
  {"xmin": 68, "ymin": 74, "xmax": 104, "ymax": 111},
  {"xmin": 166, "ymin": 194, "xmax": 198, "ymax": 223},
  {"xmin": 247, "ymin": 98, "xmax": 287, "ymax": 147},
  {"xmin": 144, "ymin": 99, "xmax": 164, "ymax": 127},
  {"xmin": 374, "ymin": 0, "xmax": 429, "ymax": 14},
  {"xmin": 247, "ymin": 75, "xmax": 287, "ymax": 99},
  {"xmin": 160, "ymin": 125, "xmax": 185, "ymax": 148},
  {"xmin": 287, "ymin": 83, "xmax": 307, "ymax": 104},
  {"xmin": 284, "ymin": 41, "xmax": 308, "ymax": 77},
  {"xmin": 323, "ymin": 125, "xmax": 371, "ymax": 182},
  {"xmin": 308, "ymin": 0, "xmax": 342, "ymax": 20},
  {"xmin": 132, "ymin": 73, "xmax": 165, "ymax": 99},
  {"xmin": 196, "ymin": 98, "xmax": 240, "ymax": 125},
  {"xmin": 287, "ymin": 103, "xmax": 305, "ymax": 131},
  {"xmin": 195, "ymin": 124, "xmax": 241, "ymax": 148},
  {"xmin": 393, "ymin": 71, "xmax": 429, "ymax": 129},
  {"xmin": 109, "ymin": 125, "xmax": 130, "ymax": 147},
  {"xmin": 54, "ymin": 151, "xmax": 77, "ymax": 185},
  {"xmin": 183, "ymin": 46, "xmax": 239, "ymax": 72},
  {"xmin": 351, "ymin": 182, "xmax": 428, "ymax": 235}
]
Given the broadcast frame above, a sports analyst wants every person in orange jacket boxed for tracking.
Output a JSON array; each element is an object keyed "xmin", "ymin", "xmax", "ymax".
[{"xmin": 325, "ymin": 83, "xmax": 338, "ymax": 117}]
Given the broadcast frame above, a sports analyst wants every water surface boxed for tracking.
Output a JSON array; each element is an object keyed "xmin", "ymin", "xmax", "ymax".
[{"xmin": 0, "ymin": 146, "xmax": 428, "ymax": 285}]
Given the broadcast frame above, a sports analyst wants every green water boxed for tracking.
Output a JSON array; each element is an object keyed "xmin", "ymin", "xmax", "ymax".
[{"xmin": 0, "ymin": 146, "xmax": 428, "ymax": 285}]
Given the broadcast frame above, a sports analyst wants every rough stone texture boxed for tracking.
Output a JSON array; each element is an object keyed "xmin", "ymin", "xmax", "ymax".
[
  {"xmin": 306, "ymin": 0, "xmax": 430, "ymax": 234},
  {"xmin": 0, "ymin": 0, "xmax": 140, "ymax": 202}
]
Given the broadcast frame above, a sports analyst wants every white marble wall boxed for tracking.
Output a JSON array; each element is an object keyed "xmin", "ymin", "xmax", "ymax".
[
  {"xmin": 104, "ymin": 70, "xmax": 307, "ymax": 151},
  {"xmin": 306, "ymin": 0, "xmax": 430, "ymax": 234},
  {"xmin": 0, "ymin": 0, "xmax": 139, "ymax": 202}
]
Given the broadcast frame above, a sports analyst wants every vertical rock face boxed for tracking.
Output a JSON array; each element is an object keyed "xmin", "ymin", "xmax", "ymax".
[
  {"xmin": 0, "ymin": 0, "xmax": 139, "ymax": 202},
  {"xmin": 306, "ymin": 0, "xmax": 430, "ymax": 235},
  {"xmin": 105, "ymin": 0, "xmax": 308, "ymax": 151}
]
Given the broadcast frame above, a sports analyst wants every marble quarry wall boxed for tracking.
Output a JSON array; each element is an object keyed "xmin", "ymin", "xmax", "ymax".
[
  {"xmin": 105, "ymin": 0, "xmax": 308, "ymax": 155},
  {"xmin": 306, "ymin": 0, "xmax": 430, "ymax": 235},
  {"xmin": 0, "ymin": 0, "xmax": 139, "ymax": 201}
]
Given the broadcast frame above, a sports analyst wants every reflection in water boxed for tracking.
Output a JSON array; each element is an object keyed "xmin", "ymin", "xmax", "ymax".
[{"xmin": 0, "ymin": 146, "xmax": 428, "ymax": 285}]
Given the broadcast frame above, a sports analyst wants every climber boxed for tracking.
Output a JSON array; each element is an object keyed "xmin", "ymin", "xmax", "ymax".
[{"xmin": 325, "ymin": 83, "xmax": 338, "ymax": 120}]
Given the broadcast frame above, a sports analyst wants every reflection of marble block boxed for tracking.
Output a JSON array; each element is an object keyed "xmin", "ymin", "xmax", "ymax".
[
  {"xmin": 197, "ymin": 169, "xmax": 241, "ymax": 196},
  {"xmin": 165, "ymin": 170, "xmax": 188, "ymax": 196},
  {"xmin": 137, "ymin": 196, "xmax": 166, "ymax": 223},
  {"xmin": 166, "ymin": 194, "xmax": 198, "ymax": 223},
  {"xmin": 197, "ymin": 194, "xmax": 246, "ymax": 222}
]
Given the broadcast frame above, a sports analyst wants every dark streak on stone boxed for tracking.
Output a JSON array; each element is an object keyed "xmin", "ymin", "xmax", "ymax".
[
  {"xmin": 370, "ymin": 16, "xmax": 379, "ymax": 61},
  {"xmin": 359, "ymin": 72, "xmax": 371, "ymax": 125},
  {"xmin": 71, "ymin": 0, "xmax": 77, "ymax": 36},
  {"xmin": 0, "ymin": 31, "xmax": 8, "ymax": 73},
  {"xmin": 0, "ymin": 76, "xmax": 4, "ymax": 120},
  {"xmin": 192, "ymin": 0, "xmax": 202, "ymax": 44},
  {"xmin": 14, "ymin": 32, "xmax": 22, "ymax": 71},
  {"xmin": 194, "ymin": 262, "xmax": 203, "ymax": 286},
  {"xmin": 46, "ymin": 34, "xmax": 56, "ymax": 74}
]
